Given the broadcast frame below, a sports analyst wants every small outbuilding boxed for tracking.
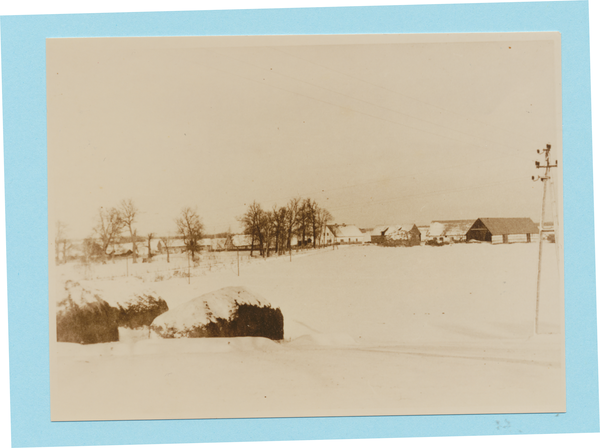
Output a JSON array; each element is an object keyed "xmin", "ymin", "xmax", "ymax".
[
  {"xmin": 370, "ymin": 225, "xmax": 390, "ymax": 245},
  {"xmin": 466, "ymin": 218, "xmax": 539, "ymax": 244}
]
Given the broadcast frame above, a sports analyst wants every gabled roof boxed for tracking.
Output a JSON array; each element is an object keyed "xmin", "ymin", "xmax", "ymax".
[
  {"xmin": 370, "ymin": 225, "xmax": 389, "ymax": 236},
  {"xmin": 475, "ymin": 218, "xmax": 539, "ymax": 235},
  {"xmin": 328, "ymin": 224, "xmax": 364, "ymax": 238},
  {"xmin": 429, "ymin": 219, "xmax": 476, "ymax": 237}
]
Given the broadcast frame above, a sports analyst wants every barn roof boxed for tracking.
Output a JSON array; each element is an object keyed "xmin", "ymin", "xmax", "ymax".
[
  {"xmin": 476, "ymin": 218, "xmax": 539, "ymax": 235},
  {"xmin": 429, "ymin": 220, "xmax": 475, "ymax": 237}
]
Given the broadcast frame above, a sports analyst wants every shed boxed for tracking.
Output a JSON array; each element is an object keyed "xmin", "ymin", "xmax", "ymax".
[
  {"xmin": 466, "ymin": 218, "xmax": 539, "ymax": 244},
  {"xmin": 369, "ymin": 225, "xmax": 389, "ymax": 245}
]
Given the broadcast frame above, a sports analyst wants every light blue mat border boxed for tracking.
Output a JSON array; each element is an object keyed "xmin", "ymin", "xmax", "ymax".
[{"xmin": 1, "ymin": 1, "xmax": 597, "ymax": 447}]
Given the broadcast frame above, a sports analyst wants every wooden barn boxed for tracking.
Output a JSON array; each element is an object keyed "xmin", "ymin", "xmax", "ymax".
[{"xmin": 466, "ymin": 218, "xmax": 539, "ymax": 244}]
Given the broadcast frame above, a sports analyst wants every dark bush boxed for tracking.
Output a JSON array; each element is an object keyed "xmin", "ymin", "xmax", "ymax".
[
  {"xmin": 56, "ymin": 293, "xmax": 119, "ymax": 344},
  {"xmin": 380, "ymin": 238, "xmax": 419, "ymax": 247},
  {"xmin": 152, "ymin": 302, "xmax": 284, "ymax": 341},
  {"xmin": 117, "ymin": 294, "xmax": 169, "ymax": 329},
  {"xmin": 229, "ymin": 303, "xmax": 284, "ymax": 340},
  {"xmin": 425, "ymin": 239, "xmax": 446, "ymax": 246}
]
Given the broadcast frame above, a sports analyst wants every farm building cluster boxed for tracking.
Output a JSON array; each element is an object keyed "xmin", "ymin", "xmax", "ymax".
[
  {"xmin": 356, "ymin": 217, "xmax": 546, "ymax": 247},
  {"xmin": 58, "ymin": 217, "xmax": 549, "ymax": 263}
]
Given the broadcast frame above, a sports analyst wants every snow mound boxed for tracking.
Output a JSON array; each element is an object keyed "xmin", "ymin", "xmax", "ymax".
[
  {"xmin": 150, "ymin": 286, "xmax": 284, "ymax": 340},
  {"xmin": 116, "ymin": 293, "xmax": 169, "ymax": 329},
  {"xmin": 288, "ymin": 333, "xmax": 357, "ymax": 347}
]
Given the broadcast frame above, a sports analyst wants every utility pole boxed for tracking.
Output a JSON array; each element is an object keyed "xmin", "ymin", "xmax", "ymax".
[{"xmin": 532, "ymin": 143, "xmax": 558, "ymax": 335}]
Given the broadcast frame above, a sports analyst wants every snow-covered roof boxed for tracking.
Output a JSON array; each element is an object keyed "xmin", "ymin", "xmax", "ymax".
[
  {"xmin": 370, "ymin": 225, "xmax": 389, "ymax": 236},
  {"xmin": 161, "ymin": 237, "xmax": 186, "ymax": 247},
  {"xmin": 385, "ymin": 224, "xmax": 419, "ymax": 235},
  {"xmin": 328, "ymin": 224, "xmax": 365, "ymax": 238},
  {"xmin": 429, "ymin": 220, "xmax": 476, "ymax": 237},
  {"xmin": 232, "ymin": 235, "xmax": 253, "ymax": 246}
]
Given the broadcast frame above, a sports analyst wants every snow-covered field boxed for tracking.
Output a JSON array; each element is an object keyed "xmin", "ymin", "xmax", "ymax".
[{"xmin": 50, "ymin": 242, "xmax": 564, "ymax": 421}]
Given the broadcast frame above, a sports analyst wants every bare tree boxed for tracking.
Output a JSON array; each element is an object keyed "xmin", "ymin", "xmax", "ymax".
[
  {"xmin": 271, "ymin": 205, "xmax": 288, "ymax": 255},
  {"xmin": 146, "ymin": 233, "xmax": 154, "ymax": 262},
  {"xmin": 303, "ymin": 198, "xmax": 321, "ymax": 248},
  {"xmin": 296, "ymin": 198, "xmax": 315, "ymax": 247},
  {"xmin": 120, "ymin": 199, "xmax": 139, "ymax": 263},
  {"xmin": 175, "ymin": 207, "xmax": 204, "ymax": 260},
  {"xmin": 162, "ymin": 235, "xmax": 172, "ymax": 263},
  {"xmin": 285, "ymin": 197, "xmax": 301, "ymax": 252},
  {"xmin": 261, "ymin": 209, "xmax": 275, "ymax": 258},
  {"xmin": 54, "ymin": 220, "xmax": 68, "ymax": 265},
  {"xmin": 315, "ymin": 206, "xmax": 333, "ymax": 246},
  {"xmin": 93, "ymin": 207, "xmax": 124, "ymax": 257},
  {"xmin": 224, "ymin": 227, "xmax": 234, "ymax": 251},
  {"xmin": 239, "ymin": 201, "xmax": 265, "ymax": 257},
  {"xmin": 82, "ymin": 236, "xmax": 103, "ymax": 261}
]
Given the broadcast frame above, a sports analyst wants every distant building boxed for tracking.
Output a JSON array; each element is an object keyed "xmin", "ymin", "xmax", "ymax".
[
  {"xmin": 383, "ymin": 224, "xmax": 421, "ymax": 246},
  {"xmin": 370, "ymin": 224, "xmax": 421, "ymax": 246},
  {"xmin": 428, "ymin": 219, "xmax": 476, "ymax": 243},
  {"xmin": 325, "ymin": 224, "xmax": 369, "ymax": 244},
  {"xmin": 369, "ymin": 225, "xmax": 390, "ymax": 245},
  {"xmin": 466, "ymin": 218, "xmax": 540, "ymax": 244},
  {"xmin": 321, "ymin": 226, "xmax": 337, "ymax": 245},
  {"xmin": 157, "ymin": 238, "xmax": 187, "ymax": 253},
  {"xmin": 231, "ymin": 234, "xmax": 253, "ymax": 249}
]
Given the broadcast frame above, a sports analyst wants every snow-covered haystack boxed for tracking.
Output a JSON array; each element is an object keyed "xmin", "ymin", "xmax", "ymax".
[
  {"xmin": 56, "ymin": 280, "xmax": 119, "ymax": 344},
  {"xmin": 150, "ymin": 286, "xmax": 284, "ymax": 340},
  {"xmin": 116, "ymin": 293, "xmax": 169, "ymax": 329}
]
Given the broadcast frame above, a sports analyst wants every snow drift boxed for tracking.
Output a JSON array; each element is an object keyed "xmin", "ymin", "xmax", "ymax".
[{"xmin": 150, "ymin": 286, "xmax": 284, "ymax": 340}]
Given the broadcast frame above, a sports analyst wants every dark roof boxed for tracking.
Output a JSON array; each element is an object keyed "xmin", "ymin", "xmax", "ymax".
[{"xmin": 476, "ymin": 218, "xmax": 539, "ymax": 235}]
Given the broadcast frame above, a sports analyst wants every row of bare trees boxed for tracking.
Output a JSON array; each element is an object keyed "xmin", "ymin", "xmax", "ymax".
[
  {"xmin": 55, "ymin": 200, "xmax": 205, "ymax": 265},
  {"xmin": 56, "ymin": 196, "xmax": 332, "ymax": 264},
  {"xmin": 238, "ymin": 197, "xmax": 333, "ymax": 258}
]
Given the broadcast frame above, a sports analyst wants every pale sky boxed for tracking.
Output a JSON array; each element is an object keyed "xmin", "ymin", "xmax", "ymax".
[{"xmin": 47, "ymin": 33, "xmax": 561, "ymax": 239}]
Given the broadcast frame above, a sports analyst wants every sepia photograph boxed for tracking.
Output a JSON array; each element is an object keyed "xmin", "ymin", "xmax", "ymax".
[{"xmin": 47, "ymin": 32, "xmax": 564, "ymax": 421}]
